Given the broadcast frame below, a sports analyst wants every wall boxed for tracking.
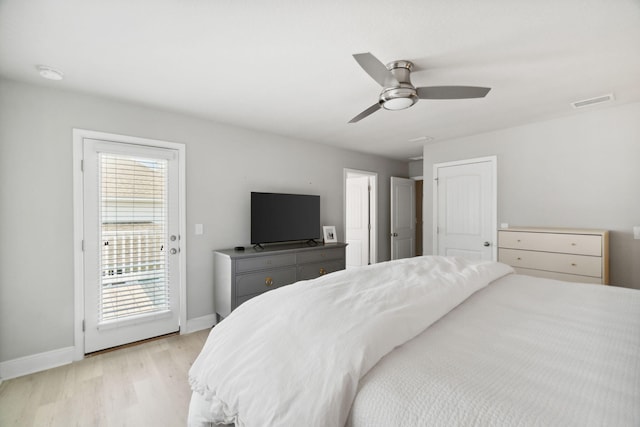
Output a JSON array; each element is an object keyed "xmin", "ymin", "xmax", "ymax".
[
  {"xmin": 408, "ymin": 159, "xmax": 424, "ymax": 178},
  {"xmin": 422, "ymin": 101, "xmax": 640, "ymax": 289},
  {"xmin": 0, "ymin": 78, "xmax": 408, "ymax": 363}
]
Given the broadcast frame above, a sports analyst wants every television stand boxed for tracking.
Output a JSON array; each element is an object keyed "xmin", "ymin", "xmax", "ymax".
[{"xmin": 213, "ymin": 242, "xmax": 347, "ymax": 319}]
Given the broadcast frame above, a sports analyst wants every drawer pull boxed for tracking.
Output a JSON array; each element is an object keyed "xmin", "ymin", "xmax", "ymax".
[
  {"xmin": 516, "ymin": 257, "xmax": 522, "ymax": 261},
  {"xmin": 265, "ymin": 277, "xmax": 274, "ymax": 286},
  {"xmin": 319, "ymin": 267, "xmax": 327, "ymax": 276},
  {"xmin": 571, "ymin": 263, "xmax": 577, "ymax": 267},
  {"xmin": 571, "ymin": 243, "xmax": 576, "ymax": 246}
]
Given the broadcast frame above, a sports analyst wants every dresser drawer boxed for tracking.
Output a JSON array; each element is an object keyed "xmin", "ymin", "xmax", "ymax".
[
  {"xmin": 297, "ymin": 259, "xmax": 345, "ymax": 281},
  {"xmin": 513, "ymin": 267, "xmax": 603, "ymax": 284},
  {"xmin": 235, "ymin": 253, "xmax": 296, "ymax": 273},
  {"xmin": 498, "ymin": 231, "xmax": 601, "ymax": 256},
  {"xmin": 236, "ymin": 267, "xmax": 297, "ymax": 296},
  {"xmin": 297, "ymin": 247, "xmax": 344, "ymax": 264},
  {"xmin": 499, "ymin": 248, "xmax": 601, "ymax": 278}
]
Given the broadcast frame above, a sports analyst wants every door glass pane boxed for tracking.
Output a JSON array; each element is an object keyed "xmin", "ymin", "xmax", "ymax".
[{"xmin": 99, "ymin": 153, "xmax": 169, "ymax": 323}]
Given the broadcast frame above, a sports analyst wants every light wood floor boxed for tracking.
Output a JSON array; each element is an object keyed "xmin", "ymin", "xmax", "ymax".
[{"xmin": 0, "ymin": 329, "xmax": 210, "ymax": 427}]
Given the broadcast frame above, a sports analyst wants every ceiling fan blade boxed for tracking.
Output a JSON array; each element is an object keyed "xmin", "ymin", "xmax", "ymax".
[
  {"xmin": 349, "ymin": 103, "xmax": 381, "ymax": 123},
  {"xmin": 353, "ymin": 53, "xmax": 399, "ymax": 87},
  {"xmin": 416, "ymin": 86, "xmax": 491, "ymax": 100}
]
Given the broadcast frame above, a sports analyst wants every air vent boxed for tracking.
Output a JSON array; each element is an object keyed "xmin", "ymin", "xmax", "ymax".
[{"xmin": 571, "ymin": 94, "xmax": 614, "ymax": 109}]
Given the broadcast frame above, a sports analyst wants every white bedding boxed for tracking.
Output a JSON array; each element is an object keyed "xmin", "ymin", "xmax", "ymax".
[
  {"xmin": 188, "ymin": 256, "xmax": 513, "ymax": 426},
  {"xmin": 348, "ymin": 273, "xmax": 640, "ymax": 426}
]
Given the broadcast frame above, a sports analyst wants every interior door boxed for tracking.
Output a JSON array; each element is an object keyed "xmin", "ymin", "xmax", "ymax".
[
  {"xmin": 433, "ymin": 157, "xmax": 496, "ymax": 260},
  {"xmin": 390, "ymin": 177, "xmax": 416, "ymax": 260},
  {"xmin": 345, "ymin": 175, "xmax": 370, "ymax": 267},
  {"xmin": 82, "ymin": 139, "xmax": 181, "ymax": 353}
]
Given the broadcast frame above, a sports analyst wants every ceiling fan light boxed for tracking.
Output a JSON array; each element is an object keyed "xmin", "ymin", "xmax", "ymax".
[{"xmin": 382, "ymin": 97, "xmax": 415, "ymax": 111}]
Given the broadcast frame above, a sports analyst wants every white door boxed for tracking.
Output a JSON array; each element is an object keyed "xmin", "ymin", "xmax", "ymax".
[
  {"xmin": 433, "ymin": 157, "xmax": 496, "ymax": 260},
  {"xmin": 82, "ymin": 139, "xmax": 181, "ymax": 353},
  {"xmin": 345, "ymin": 176, "xmax": 370, "ymax": 267},
  {"xmin": 390, "ymin": 177, "xmax": 416, "ymax": 260}
]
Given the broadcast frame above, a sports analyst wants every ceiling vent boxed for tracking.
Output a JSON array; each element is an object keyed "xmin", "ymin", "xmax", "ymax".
[{"xmin": 571, "ymin": 94, "xmax": 614, "ymax": 109}]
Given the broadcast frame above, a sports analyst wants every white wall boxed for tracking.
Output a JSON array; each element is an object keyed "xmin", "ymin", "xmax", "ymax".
[
  {"xmin": 423, "ymin": 101, "xmax": 640, "ymax": 289},
  {"xmin": 0, "ymin": 78, "xmax": 408, "ymax": 363}
]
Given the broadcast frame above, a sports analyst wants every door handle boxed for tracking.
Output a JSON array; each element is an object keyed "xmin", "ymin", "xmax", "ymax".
[
  {"xmin": 391, "ymin": 232, "xmax": 398, "ymax": 237},
  {"xmin": 483, "ymin": 242, "xmax": 491, "ymax": 247},
  {"xmin": 170, "ymin": 248, "xmax": 178, "ymax": 254}
]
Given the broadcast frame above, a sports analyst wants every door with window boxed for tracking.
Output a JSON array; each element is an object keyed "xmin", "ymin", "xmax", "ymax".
[{"xmin": 82, "ymin": 139, "xmax": 181, "ymax": 353}]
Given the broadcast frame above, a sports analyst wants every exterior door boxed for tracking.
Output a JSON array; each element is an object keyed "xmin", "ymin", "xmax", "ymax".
[
  {"xmin": 82, "ymin": 139, "xmax": 181, "ymax": 353},
  {"xmin": 433, "ymin": 156, "xmax": 496, "ymax": 260},
  {"xmin": 345, "ymin": 175, "xmax": 370, "ymax": 267},
  {"xmin": 390, "ymin": 177, "xmax": 416, "ymax": 260}
]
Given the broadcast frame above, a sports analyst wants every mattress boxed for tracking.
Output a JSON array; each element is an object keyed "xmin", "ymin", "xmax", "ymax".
[{"xmin": 188, "ymin": 257, "xmax": 640, "ymax": 426}]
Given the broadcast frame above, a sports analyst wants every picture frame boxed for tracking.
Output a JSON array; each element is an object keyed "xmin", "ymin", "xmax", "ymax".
[{"xmin": 322, "ymin": 225, "xmax": 337, "ymax": 243}]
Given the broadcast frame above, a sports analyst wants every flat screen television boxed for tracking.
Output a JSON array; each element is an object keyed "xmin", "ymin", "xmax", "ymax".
[{"xmin": 251, "ymin": 192, "xmax": 320, "ymax": 245}]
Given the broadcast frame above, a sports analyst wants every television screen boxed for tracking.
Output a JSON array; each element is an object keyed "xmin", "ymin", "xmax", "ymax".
[{"xmin": 251, "ymin": 192, "xmax": 320, "ymax": 244}]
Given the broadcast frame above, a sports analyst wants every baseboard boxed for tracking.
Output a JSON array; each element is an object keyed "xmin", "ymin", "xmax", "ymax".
[
  {"xmin": 0, "ymin": 346, "xmax": 75, "ymax": 381},
  {"xmin": 184, "ymin": 313, "xmax": 217, "ymax": 334}
]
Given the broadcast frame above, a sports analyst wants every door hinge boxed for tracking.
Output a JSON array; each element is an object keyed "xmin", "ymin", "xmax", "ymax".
[
  {"xmin": 81, "ymin": 159, "xmax": 84, "ymax": 172},
  {"xmin": 82, "ymin": 320, "xmax": 85, "ymax": 332},
  {"xmin": 81, "ymin": 239, "xmax": 85, "ymax": 251},
  {"xmin": 434, "ymin": 177, "xmax": 439, "ymax": 183}
]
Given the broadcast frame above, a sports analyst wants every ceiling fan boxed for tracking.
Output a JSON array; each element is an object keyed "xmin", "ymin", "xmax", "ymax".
[{"xmin": 349, "ymin": 52, "xmax": 491, "ymax": 123}]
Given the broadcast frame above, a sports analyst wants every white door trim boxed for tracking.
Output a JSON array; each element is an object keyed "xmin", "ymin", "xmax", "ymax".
[
  {"xmin": 432, "ymin": 156, "xmax": 497, "ymax": 260},
  {"xmin": 72, "ymin": 129, "xmax": 187, "ymax": 361},
  {"xmin": 343, "ymin": 169, "xmax": 378, "ymax": 265}
]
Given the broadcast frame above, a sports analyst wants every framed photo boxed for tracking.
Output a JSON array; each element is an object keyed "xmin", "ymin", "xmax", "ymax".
[{"xmin": 323, "ymin": 226, "xmax": 337, "ymax": 243}]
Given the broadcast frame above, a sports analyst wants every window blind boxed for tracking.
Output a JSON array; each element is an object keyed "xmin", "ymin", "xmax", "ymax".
[{"xmin": 99, "ymin": 153, "xmax": 170, "ymax": 323}]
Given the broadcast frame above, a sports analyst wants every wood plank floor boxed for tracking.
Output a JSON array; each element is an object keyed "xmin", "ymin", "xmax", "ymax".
[{"xmin": 0, "ymin": 329, "xmax": 210, "ymax": 427}]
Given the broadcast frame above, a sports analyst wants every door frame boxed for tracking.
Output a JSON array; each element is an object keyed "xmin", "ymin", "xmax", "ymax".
[
  {"xmin": 343, "ymin": 169, "xmax": 378, "ymax": 265},
  {"xmin": 432, "ymin": 156, "xmax": 497, "ymax": 260},
  {"xmin": 72, "ymin": 129, "xmax": 187, "ymax": 361}
]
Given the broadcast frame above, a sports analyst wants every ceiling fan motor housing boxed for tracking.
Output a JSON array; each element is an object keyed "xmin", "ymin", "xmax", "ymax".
[{"xmin": 379, "ymin": 60, "xmax": 418, "ymax": 110}]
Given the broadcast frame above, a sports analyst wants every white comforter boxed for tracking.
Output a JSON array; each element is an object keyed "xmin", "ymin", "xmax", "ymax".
[
  {"xmin": 188, "ymin": 256, "xmax": 513, "ymax": 426},
  {"xmin": 348, "ymin": 273, "xmax": 640, "ymax": 426}
]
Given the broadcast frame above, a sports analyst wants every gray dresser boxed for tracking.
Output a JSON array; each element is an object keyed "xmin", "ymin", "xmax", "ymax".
[{"xmin": 214, "ymin": 242, "xmax": 347, "ymax": 319}]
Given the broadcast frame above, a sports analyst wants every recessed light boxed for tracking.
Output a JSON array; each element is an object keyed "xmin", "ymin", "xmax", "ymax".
[
  {"xmin": 37, "ymin": 65, "xmax": 64, "ymax": 81},
  {"xmin": 408, "ymin": 156, "xmax": 423, "ymax": 161}
]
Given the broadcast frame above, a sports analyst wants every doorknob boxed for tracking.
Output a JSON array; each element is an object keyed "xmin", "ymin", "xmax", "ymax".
[
  {"xmin": 170, "ymin": 248, "xmax": 178, "ymax": 254},
  {"xmin": 483, "ymin": 242, "xmax": 491, "ymax": 247}
]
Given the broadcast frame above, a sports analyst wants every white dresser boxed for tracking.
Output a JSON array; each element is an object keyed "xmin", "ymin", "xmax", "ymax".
[{"xmin": 498, "ymin": 227, "xmax": 609, "ymax": 284}]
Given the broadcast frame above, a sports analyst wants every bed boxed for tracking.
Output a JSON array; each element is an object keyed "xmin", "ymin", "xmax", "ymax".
[{"xmin": 188, "ymin": 256, "xmax": 640, "ymax": 426}]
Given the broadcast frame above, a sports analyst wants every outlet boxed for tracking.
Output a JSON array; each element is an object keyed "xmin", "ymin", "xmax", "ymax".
[{"xmin": 634, "ymin": 226, "xmax": 640, "ymax": 240}]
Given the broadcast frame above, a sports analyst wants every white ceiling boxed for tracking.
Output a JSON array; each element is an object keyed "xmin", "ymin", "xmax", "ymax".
[{"xmin": 1, "ymin": 0, "xmax": 639, "ymax": 160}]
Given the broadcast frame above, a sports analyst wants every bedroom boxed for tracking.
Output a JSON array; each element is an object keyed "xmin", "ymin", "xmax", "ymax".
[{"xmin": 1, "ymin": 0, "xmax": 639, "ymax": 425}]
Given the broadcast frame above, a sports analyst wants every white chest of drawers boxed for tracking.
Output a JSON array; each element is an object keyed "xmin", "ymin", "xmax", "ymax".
[{"xmin": 498, "ymin": 227, "xmax": 609, "ymax": 284}]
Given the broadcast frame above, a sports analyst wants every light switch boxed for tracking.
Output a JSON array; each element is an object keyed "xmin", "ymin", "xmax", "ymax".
[
  {"xmin": 195, "ymin": 224, "xmax": 204, "ymax": 235},
  {"xmin": 634, "ymin": 226, "xmax": 640, "ymax": 240}
]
